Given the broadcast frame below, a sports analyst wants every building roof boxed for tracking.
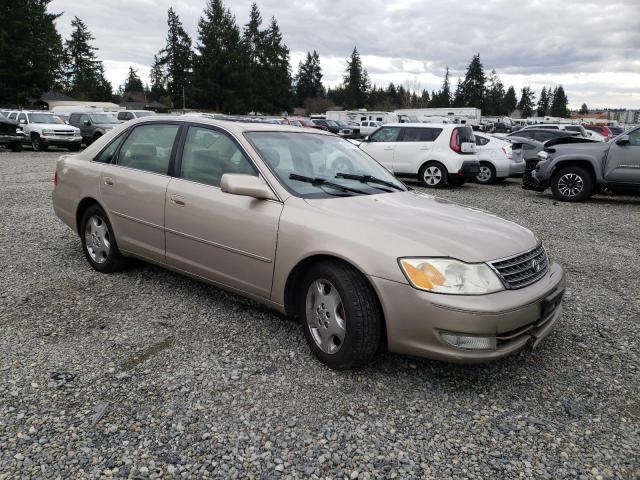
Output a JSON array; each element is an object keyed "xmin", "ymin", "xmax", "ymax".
[{"xmin": 41, "ymin": 91, "xmax": 76, "ymax": 102}]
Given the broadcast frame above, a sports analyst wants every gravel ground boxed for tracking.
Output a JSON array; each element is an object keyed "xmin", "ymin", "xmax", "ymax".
[{"xmin": 1, "ymin": 149, "xmax": 638, "ymax": 479}]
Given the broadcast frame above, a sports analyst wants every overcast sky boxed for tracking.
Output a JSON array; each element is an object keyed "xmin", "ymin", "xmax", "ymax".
[{"xmin": 49, "ymin": 0, "xmax": 640, "ymax": 109}]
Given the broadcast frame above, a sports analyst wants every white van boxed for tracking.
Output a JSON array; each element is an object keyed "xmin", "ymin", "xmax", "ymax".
[{"xmin": 358, "ymin": 123, "xmax": 480, "ymax": 187}]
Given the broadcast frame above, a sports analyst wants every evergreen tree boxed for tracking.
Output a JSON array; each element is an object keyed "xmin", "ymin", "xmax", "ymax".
[
  {"xmin": 579, "ymin": 103, "xmax": 589, "ymax": 115},
  {"xmin": 460, "ymin": 54, "xmax": 485, "ymax": 109},
  {"xmin": 503, "ymin": 86, "xmax": 518, "ymax": 114},
  {"xmin": 192, "ymin": 0, "xmax": 245, "ymax": 112},
  {"xmin": 452, "ymin": 78, "xmax": 464, "ymax": 107},
  {"xmin": 159, "ymin": 8, "xmax": 192, "ymax": 108},
  {"xmin": 385, "ymin": 83, "xmax": 400, "ymax": 108},
  {"xmin": 420, "ymin": 89, "xmax": 430, "ymax": 107},
  {"xmin": 122, "ymin": 66, "xmax": 144, "ymax": 93},
  {"xmin": 537, "ymin": 86, "xmax": 550, "ymax": 116},
  {"xmin": 295, "ymin": 50, "xmax": 324, "ymax": 106},
  {"xmin": 64, "ymin": 17, "xmax": 112, "ymax": 100},
  {"xmin": 241, "ymin": 3, "xmax": 265, "ymax": 112},
  {"xmin": 431, "ymin": 66, "xmax": 451, "ymax": 107},
  {"xmin": 262, "ymin": 17, "xmax": 293, "ymax": 113},
  {"xmin": 550, "ymin": 85, "xmax": 569, "ymax": 117},
  {"xmin": 517, "ymin": 86, "xmax": 536, "ymax": 118},
  {"xmin": 342, "ymin": 47, "xmax": 369, "ymax": 109},
  {"xmin": 0, "ymin": 0, "xmax": 65, "ymax": 104},
  {"xmin": 149, "ymin": 54, "xmax": 168, "ymax": 102},
  {"xmin": 485, "ymin": 70, "xmax": 506, "ymax": 115}
]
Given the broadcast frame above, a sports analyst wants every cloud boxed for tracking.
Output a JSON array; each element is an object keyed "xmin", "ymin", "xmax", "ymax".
[{"xmin": 50, "ymin": 0, "xmax": 640, "ymax": 108}]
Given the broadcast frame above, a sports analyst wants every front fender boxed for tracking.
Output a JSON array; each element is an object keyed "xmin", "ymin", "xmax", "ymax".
[{"xmin": 547, "ymin": 154, "xmax": 602, "ymax": 181}]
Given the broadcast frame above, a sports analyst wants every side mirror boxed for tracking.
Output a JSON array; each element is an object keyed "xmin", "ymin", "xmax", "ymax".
[
  {"xmin": 220, "ymin": 174, "xmax": 277, "ymax": 201},
  {"xmin": 616, "ymin": 134, "xmax": 630, "ymax": 145},
  {"xmin": 83, "ymin": 120, "xmax": 91, "ymax": 126},
  {"xmin": 19, "ymin": 119, "xmax": 26, "ymax": 124},
  {"xmin": 364, "ymin": 136, "xmax": 370, "ymax": 142}
]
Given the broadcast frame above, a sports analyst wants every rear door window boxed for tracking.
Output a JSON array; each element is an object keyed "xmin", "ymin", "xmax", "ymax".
[
  {"xmin": 401, "ymin": 128, "xmax": 441, "ymax": 142},
  {"xmin": 116, "ymin": 124, "xmax": 179, "ymax": 175}
]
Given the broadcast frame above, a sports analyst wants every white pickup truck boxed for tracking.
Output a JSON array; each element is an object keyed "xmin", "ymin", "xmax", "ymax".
[{"xmin": 8, "ymin": 111, "xmax": 82, "ymax": 151}]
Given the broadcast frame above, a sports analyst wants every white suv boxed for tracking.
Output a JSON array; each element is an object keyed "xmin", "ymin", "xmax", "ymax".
[
  {"xmin": 358, "ymin": 123, "xmax": 480, "ymax": 187},
  {"xmin": 8, "ymin": 111, "xmax": 82, "ymax": 152}
]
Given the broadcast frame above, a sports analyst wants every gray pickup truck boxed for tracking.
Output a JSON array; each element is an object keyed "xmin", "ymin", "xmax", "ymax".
[{"xmin": 531, "ymin": 126, "xmax": 640, "ymax": 201}]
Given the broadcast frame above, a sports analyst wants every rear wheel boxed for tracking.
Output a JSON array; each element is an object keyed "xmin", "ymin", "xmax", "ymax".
[
  {"xmin": 550, "ymin": 166, "xmax": 594, "ymax": 202},
  {"xmin": 476, "ymin": 162, "xmax": 497, "ymax": 184},
  {"xmin": 299, "ymin": 261, "xmax": 383, "ymax": 369},
  {"xmin": 80, "ymin": 205, "xmax": 127, "ymax": 273},
  {"xmin": 419, "ymin": 161, "xmax": 448, "ymax": 188}
]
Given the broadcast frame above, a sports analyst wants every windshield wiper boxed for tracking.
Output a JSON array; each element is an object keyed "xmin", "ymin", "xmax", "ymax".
[
  {"xmin": 335, "ymin": 172, "xmax": 404, "ymax": 191},
  {"xmin": 289, "ymin": 173, "xmax": 370, "ymax": 195}
]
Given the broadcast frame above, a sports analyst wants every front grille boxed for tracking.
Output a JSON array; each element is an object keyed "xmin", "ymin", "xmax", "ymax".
[
  {"xmin": 52, "ymin": 130, "xmax": 74, "ymax": 136},
  {"xmin": 490, "ymin": 244, "xmax": 549, "ymax": 289}
]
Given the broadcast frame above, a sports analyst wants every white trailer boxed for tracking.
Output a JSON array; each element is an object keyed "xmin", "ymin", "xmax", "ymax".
[
  {"xmin": 326, "ymin": 110, "xmax": 398, "ymax": 124},
  {"xmin": 394, "ymin": 108, "xmax": 482, "ymax": 126}
]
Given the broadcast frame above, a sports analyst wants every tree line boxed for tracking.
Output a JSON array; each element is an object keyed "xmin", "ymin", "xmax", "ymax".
[{"xmin": 0, "ymin": 0, "xmax": 570, "ymax": 118}]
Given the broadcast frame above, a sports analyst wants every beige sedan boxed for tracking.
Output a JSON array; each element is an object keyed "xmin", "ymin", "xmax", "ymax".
[{"xmin": 52, "ymin": 116, "xmax": 565, "ymax": 369}]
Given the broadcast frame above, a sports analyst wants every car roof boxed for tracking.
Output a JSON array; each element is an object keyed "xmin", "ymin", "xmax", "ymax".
[
  {"xmin": 384, "ymin": 122, "xmax": 457, "ymax": 128},
  {"xmin": 130, "ymin": 115, "xmax": 335, "ymax": 136}
]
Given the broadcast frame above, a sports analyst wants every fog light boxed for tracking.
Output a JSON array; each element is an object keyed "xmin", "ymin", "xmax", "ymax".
[{"xmin": 440, "ymin": 332, "xmax": 497, "ymax": 351}]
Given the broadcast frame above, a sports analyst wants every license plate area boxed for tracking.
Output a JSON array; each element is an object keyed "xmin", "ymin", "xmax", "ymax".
[{"xmin": 541, "ymin": 289, "xmax": 564, "ymax": 319}]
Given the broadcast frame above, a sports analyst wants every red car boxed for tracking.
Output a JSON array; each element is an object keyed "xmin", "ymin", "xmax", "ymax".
[{"xmin": 584, "ymin": 125, "xmax": 613, "ymax": 139}]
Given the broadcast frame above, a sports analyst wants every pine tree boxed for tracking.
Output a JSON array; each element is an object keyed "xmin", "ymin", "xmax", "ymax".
[
  {"xmin": 0, "ymin": 0, "xmax": 65, "ymax": 105},
  {"xmin": 342, "ymin": 47, "xmax": 369, "ymax": 109},
  {"xmin": 420, "ymin": 89, "xmax": 430, "ymax": 107},
  {"xmin": 122, "ymin": 67, "xmax": 144, "ymax": 93},
  {"xmin": 503, "ymin": 86, "xmax": 518, "ymax": 114},
  {"xmin": 385, "ymin": 83, "xmax": 400, "ymax": 108},
  {"xmin": 537, "ymin": 86, "xmax": 550, "ymax": 116},
  {"xmin": 550, "ymin": 85, "xmax": 569, "ymax": 117},
  {"xmin": 517, "ymin": 87, "xmax": 536, "ymax": 118},
  {"xmin": 262, "ymin": 17, "xmax": 293, "ymax": 113},
  {"xmin": 241, "ymin": 3, "xmax": 265, "ymax": 112},
  {"xmin": 461, "ymin": 54, "xmax": 485, "ymax": 109},
  {"xmin": 452, "ymin": 78, "xmax": 464, "ymax": 107},
  {"xmin": 579, "ymin": 103, "xmax": 589, "ymax": 115},
  {"xmin": 149, "ymin": 54, "xmax": 168, "ymax": 102},
  {"xmin": 295, "ymin": 51, "xmax": 324, "ymax": 106},
  {"xmin": 159, "ymin": 8, "xmax": 192, "ymax": 108},
  {"xmin": 485, "ymin": 70, "xmax": 506, "ymax": 115},
  {"xmin": 431, "ymin": 66, "xmax": 451, "ymax": 107},
  {"xmin": 192, "ymin": 0, "xmax": 245, "ymax": 112},
  {"xmin": 64, "ymin": 17, "xmax": 112, "ymax": 101}
]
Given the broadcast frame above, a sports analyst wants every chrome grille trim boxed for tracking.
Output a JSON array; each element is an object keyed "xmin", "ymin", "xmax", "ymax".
[{"xmin": 489, "ymin": 244, "xmax": 549, "ymax": 289}]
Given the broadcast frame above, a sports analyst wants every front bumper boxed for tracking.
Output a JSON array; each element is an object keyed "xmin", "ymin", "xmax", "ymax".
[
  {"xmin": 39, "ymin": 136, "xmax": 82, "ymax": 147},
  {"xmin": 0, "ymin": 134, "xmax": 22, "ymax": 144},
  {"xmin": 458, "ymin": 160, "xmax": 481, "ymax": 178},
  {"xmin": 370, "ymin": 261, "xmax": 566, "ymax": 363}
]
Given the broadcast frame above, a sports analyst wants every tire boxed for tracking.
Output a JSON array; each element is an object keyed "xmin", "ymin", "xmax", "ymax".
[
  {"xmin": 93, "ymin": 133, "xmax": 102, "ymax": 143},
  {"xmin": 10, "ymin": 142, "xmax": 23, "ymax": 152},
  {"xmin": 68, "ymin": 144, "xmax": 81, "ymax": 152},
  {"xmin": 80, "ymin": 205, "xmax": 127, "ymax": 273},
  {"xmin": 475, "ymin": 162, "xmax": 497, "ymax": 184},
  {"xmin": 332, "ymin": 156, "xmax": 354, "ymax": 173},
  {"xmin": 31, "ymin": 134, "xmax": 47, "ymax": 152},
  {"xmin": 419, "ymin": 161, "xmax": 448, "ymax": 188},
  {"xmin": 550, "ymin": 166, "xmax": 594, "ymax": 202},
  {"xmin": 299, "ymin": 260, "xmax": 383, "ymax": 369}
]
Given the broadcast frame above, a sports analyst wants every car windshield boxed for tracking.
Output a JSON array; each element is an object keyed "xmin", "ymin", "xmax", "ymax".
[
  {"xmin": 245, "ymin": 131, "xmax": 407, "ymax": 198},
  {"xmin": 134, "ymin": 111, "xmax": 155, "ymax": 117},
  {"xmin": 325, "ymin": 120, "xmax": 339, "ymax": 127},
  {"xmin": 89, "ymin": 113, "xmax": 119, "ymax": 124},
  {"xmin": 28, "ymin": 113, "xmax": 63, "ymax": 124}
]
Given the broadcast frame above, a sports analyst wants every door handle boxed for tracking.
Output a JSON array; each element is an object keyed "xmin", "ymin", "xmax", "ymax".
[
  {"xmin": 104, "ymin": 177, "xmax": 114, "ymax": 186},
  {"xmin": 170, "ymin": 195, "xmax": 186, "ymax": 206},
  {"xmin": 384, "ymin": 147, "xmax": 394, "ymax": 151},
  {"xmin": 419, "ymin": 146, "xmax": 430, "ymax": 150}
]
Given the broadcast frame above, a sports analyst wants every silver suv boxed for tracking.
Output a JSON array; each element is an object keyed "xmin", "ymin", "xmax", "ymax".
[
  {"xmin": 68, "ymin": 112, "xmax": 120, "ymax": 145},
  {"xmin": 7, "ymin": 111, "xmax": 81, "ymax": 152}
]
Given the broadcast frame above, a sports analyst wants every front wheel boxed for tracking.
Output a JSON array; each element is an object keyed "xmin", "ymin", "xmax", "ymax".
[
  {"xmin": 476, "ymin": 162, "xmax": 497, "ymax": 184},
  {"xmin": 550, "ymin": 166, "xmax": 594, "ymax": 202},
  {"xmin": 80, "ymin": 205, "xmax": 128, "ymax": 273},
  {"xmin": 420, "ymin": 162, "xmax": 448, "ymax": 188},
  {"xmin": 300, "ymin": 261, "xmax": 383, "ymax": 369},
  {"xmin": 10, "ymin": 142, "xmax": 23, "ymax": 152},
  {"xmin": 31, "ymin": 134, "xmax": 47, "ymax": 152}
]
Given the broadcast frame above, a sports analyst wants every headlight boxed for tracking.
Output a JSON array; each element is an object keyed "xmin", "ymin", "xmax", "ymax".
[
  {"xmin": 537, "ymin": 151, "xmax": 549, "ymax": 161},
  {"xmin": 399, "ymin": 258, "xmax": 504, "ymax": 295},
  {"xmin": 42, "ymin": 129, "xmax": 54, "ymax": 135}
]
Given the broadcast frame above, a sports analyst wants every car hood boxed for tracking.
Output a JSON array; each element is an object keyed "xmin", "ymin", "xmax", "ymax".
[
  {"xmin": 94, "ymin": 123, "xmax": 118, "ymax": 128},
  {"xmin": 304, "ymin": 190, "xmax": 537, "ymax": 263},
  {"xmin": 36, "ymin": 123, "xmax": 77, "ymax": 130}
]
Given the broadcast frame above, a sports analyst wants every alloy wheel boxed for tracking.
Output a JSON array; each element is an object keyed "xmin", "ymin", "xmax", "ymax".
[
  {"xmin": 557, "ymin": 173, "xmax": 584, "ymax": 198},
  {"xmin": 305, "ymin": 279, "xmax": 346, "ymax": 354},
  {"xmin": 423, "ymin": 166, "xmax": 442, "ymax": 186},
  {"xmin": 477, "ymin": 165, "xmax": 492, "ymax": 183},
  {"xmin": 84, "ymin": 215, "xmax": 111, "ymax": 264}
]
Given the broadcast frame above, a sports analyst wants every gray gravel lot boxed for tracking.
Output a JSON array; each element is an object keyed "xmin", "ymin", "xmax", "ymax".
[{"xmin": 1, "ymin": 149, "xmax": 639, "ymax": 479}]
